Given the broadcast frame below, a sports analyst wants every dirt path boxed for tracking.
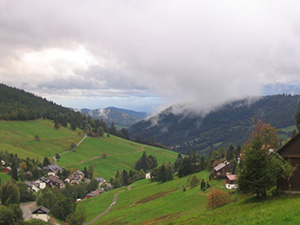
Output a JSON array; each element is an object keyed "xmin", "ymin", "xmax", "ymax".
[
  {"xmin": 20, "ymin": 202, "xmax": 37, "ymax": 221},
  {"xmin": 84, "ymin": 190, "xmax": 124, "ymax": 225},
  {"xmin": 53, "ymin": 133, "xmax": 87, "ymax": 164}
]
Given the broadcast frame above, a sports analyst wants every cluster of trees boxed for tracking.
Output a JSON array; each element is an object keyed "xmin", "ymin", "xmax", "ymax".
[
  {"xmin": 174, "ymin": 150, "xmax": 206, "ymax": 178},
  {"xmin": 151, "ymin": 163, "xmax": 173, "ymax": 182},
  {"xmin": 111, "ymin": 169, "xmax": 145, "ymax": 188},
  {"xmin": 0, "ymin": 179, "xmax": 38, "ymax": 224},
  {"xmin": 36, "ymin": 178, "xmax": 99, "ymax": 223},
  {"xmin": 0, "ymin": 151, "xmax": 45, "ymax": 182},
  {"xmin": 135, "ymin": 152, "xmax": 158, "ymax": 172},
  {"xmin": 83, "ymin": 166, "xmax": 94, "ymax": 179},
  {"xmin": 238, "ymin": 120, "xmax": 296, "ymax": 197}
]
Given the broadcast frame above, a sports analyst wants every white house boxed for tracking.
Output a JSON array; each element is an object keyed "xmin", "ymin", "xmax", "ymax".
[
  {"xmin": 32, "ymin": 206, "xmax": 50, "ymax": 222},
  {"xmin": 145, "ymin": 173, "xmax": 151, "ymax": 179},
  {"xmin": 24, "ymin": 181, "xmax": 40, "ymax": 192}
]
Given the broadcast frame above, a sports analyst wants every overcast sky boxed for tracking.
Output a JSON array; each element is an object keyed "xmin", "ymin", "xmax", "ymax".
[{"xmin": 1, "ymin": 1, "xmax": 300, "ymax": 113}]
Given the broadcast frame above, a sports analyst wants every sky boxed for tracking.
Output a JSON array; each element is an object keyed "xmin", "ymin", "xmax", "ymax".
[{"xmin": 1, "ymin": 1, "xmax": 300, "ymax": 113}]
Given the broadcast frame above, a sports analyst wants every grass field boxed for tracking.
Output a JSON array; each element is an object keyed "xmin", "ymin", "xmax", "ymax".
[
  {"xmin": 0, "ymin": 119, "xmax": 83, "ymax": 161},
  {"xmin": 78, "ymin": 170, "xmax": 300, "ymax": 225},
  {"xmin": 0, "ymin": 120, "xmax": 178, "ymax": 179},
  {"xmin": 58, "ymin": 134, "xmax": 178, "ymax": 179}
]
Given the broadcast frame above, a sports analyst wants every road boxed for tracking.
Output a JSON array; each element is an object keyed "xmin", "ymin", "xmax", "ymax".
[
  {"xmin": 84, "ymin": 190, "xmax": 124, "ymax": 225},
  {"xmin": 20, "ymin": 202, "xmax": 37, "ymax": 221}
]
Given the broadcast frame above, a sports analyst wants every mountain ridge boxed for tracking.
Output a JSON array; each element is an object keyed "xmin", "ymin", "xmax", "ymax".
[{"xmin": 129, "ymin": 94, "xmax": 300, "ymax": 154}]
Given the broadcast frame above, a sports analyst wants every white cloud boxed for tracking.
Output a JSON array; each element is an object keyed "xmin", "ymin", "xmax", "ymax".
[{"xmin": 1, "ymin": 0, "xmax": 300, "ymax": 112}]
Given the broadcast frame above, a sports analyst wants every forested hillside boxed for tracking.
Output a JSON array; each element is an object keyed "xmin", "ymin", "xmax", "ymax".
[
  {"xmin": 129, "ymin": 95, "xmax": 300, "ymax": 154},
  {"xmin": 0, "ymin": 83, "xmax": 111, "ymax": 137}
]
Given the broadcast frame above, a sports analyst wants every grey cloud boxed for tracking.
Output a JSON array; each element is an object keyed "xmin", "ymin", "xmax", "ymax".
[{"xmin": 1, "ymin": 1, "xmax": 300, "ymax": 112}]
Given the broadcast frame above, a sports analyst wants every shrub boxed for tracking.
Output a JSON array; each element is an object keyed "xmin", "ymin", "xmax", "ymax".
[
  {"xmin": 207, "ymin": 189, "xmax": 231, "ymax": 210},
  {"xmin": 190, "ymin": 174, "xmax": 199, "ymax": 188}
]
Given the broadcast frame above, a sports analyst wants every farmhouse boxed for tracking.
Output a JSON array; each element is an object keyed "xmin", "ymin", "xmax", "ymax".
[
  {"xmin": 32, "ymin": 206, "xmax": 50, "ymax": 222},
  {"xmin": 48, "ymin": 176, "xmax": 64, "ymax": 189},
  {"xmin": 278, "ymin": 133, "xmax": 300, "ymax": 191},
  {"xmin": 225, "ymin": 174, "xmax": 238, "ymax": 189},
  {"xmin": 86, "ymin": 189, "xmax": 104, "ymax": 198},
  {"xmin": 24, "ymin": 181, "xmax": 40, "ymax": 192},
  {"xmin": 213, "ymin": 161, "xmax": 232, "ymax": 178},
  {"xmin": 43, "ymin": 164, "xmax": 63, "ymax": 176}
]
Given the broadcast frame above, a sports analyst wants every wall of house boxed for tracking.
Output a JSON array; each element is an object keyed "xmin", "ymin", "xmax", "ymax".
[{"xmin": 32, "ymin": 214, "xmax": 49, "ymax": 222}]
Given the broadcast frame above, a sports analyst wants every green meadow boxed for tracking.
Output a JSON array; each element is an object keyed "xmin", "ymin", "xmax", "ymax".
[
  {"xmin": 58, "ymin": 134, "xmax": 178, "ymax": 179},
  {"xmin": 0, "ymin": 120, "xmax": 177, "ymax": 179},
  {"xmin": 0, "ymin": 119, "xmax": 83, "ymax": 160},
  {"xmin": 78, "ymin": 170, "xmax": 300, "ymax": 225}
]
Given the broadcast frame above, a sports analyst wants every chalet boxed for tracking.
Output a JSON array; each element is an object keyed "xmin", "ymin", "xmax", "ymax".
[
  {"xmin": 278, "ymin": 133, "xmax": 300, "ymax": 192},
  {"xmin": 48, "ymin": 176, "xmax": 64, "ymax": 189},
  {"xmin": 95, "ymin": 177, "xmax": 106, "ymax": 184},
  {"xmin": 24, "ymin": 181, "xmax": 40, "ymax": 192},
  {"xmin": 40, "ymin": 177, "xmax": 51, "ymax": 187},
  {"xmin": 32, "ymin": 206, "xmax": 50, "ymax": 222},
  {"xmin": 65, "ymin": 170, "xmax": 85, "ymax": 184},
  {"xmin": 213, "ymin": 161, "xmax": 232, "ymax": 178},
  {"xmin": 2, "ymin": 166, "xmax": 11, "ymax": 173},
  {"xmin": 43, "ymin": 164, "xmax": 63, "ymax": 176},
  {"xmin": 225, "ymin": 174, "xmax": 238, "ymax": 189},
  {"xmin": 86, "ymin": 189, "xmax": 103, "ymax": 198}
]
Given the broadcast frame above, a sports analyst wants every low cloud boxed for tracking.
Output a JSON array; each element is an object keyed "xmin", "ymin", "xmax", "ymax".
[{"xmin": 1, "ymin": 1, "xmax": 300, "ymax": 112}]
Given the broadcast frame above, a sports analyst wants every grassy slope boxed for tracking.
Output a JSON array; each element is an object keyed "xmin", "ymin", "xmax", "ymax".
[
  {"xmin": 58, "ymin": 134, "xmax": 178, "ymax": 179},
  {"xmin": 0, "ymin": 120, "xmax": 177, "ymax": 179},
  {"xmin": 79, "ymin": 171, "xmax": 300, "ymax": 225},
  {"xmin": 0, "ymin": 119, "xmax": 83, "ymax": 160}
]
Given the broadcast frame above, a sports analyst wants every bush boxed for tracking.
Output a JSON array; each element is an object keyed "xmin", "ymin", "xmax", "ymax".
[
  {"xmin": 190, "ymin": 174, "xmax": 199, "ymax": 188},
  {"xmin": 207, "ymin": 189, "xmax": 231, "ymax": 210}
]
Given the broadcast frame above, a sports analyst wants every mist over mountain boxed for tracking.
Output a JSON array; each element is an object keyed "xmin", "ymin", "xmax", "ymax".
[
  {"xmin": 79, "ymin": 107, "xmax": 148, "ymax": 128},
  {"xmin": 129, "ymin": 94, "xmax": 300, "ymax": 154}
]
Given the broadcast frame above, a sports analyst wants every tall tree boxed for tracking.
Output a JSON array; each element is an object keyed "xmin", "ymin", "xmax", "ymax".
[
  {"xmin": 122, "ymin": 170, "xmax": 129, "ymax": 186},
  {"xmin": 238, "ymin": 121, "xmax": 281, "ymax": 197},
  {"xmin": 1, "ymin": 179, "xmax": 20, "ymax": 205},
  {"xmin": 42, "ymin": 157, "xmax": 50, "ymax": 167}
]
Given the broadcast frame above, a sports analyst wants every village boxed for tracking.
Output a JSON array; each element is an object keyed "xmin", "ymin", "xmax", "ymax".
[{"xmin": 1, "ymin": 160, "xmax": 112, "ymax": 222}]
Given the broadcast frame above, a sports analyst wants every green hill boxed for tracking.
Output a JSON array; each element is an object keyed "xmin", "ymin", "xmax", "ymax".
[
  {"xmin": 78, "ymin": 171, "xmax": 300, "ymax": 225},
  {"xmin": 0, "ymin": 119, "xmax": 177, "ymax": 179}
]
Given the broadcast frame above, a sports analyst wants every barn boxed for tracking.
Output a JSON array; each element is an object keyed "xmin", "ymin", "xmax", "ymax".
[{"xmin": 278, "ymin": 133, "xmax": 300, "ymax": 192}]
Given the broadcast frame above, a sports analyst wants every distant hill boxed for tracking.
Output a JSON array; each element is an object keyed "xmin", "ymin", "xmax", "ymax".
[
  {"xmin": 129, "ymin": 95, "xmax": 300, "ymax": 154},
  {"xmin": 79, "ymin": 107, "xmax": 148, "ymax": 128},
  {"xmin": 0, "ymin": 83, "xmax": 108, "ymax": 134}
]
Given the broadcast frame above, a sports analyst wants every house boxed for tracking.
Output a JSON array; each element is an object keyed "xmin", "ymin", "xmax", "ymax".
[
  {"xmin": 40, "ymin": 177, "xmax": 51, "ymax": 187},
  {"xmin": 43, "ymin": 164, "xmax": 63, "ymax": 176},
  {"xmin": 95, "ymin": 177, "xmax": 106, "ymax": 184},
  {"xmin": 278, "ymin": 133, "xmax": 300, "ymax": 192},
  {"xmin": 48, "ymin": 176, "xmax": 64, "ymax": 189},
  {"xmin": 32, "ymin": 206, "xmax": 50, "ymax": 222},
  {"xmin": 24, "ymin": 181, "xmax": 40, "ymax": 192},
  {"xmin": 86, "ymin": 189, "xmax": 104, "ymax": 198},
  {"xmin": 2, "ymin": 166, "xmax": 11, "ymax": 173},
  {"xmin": 213, "ymin": 161, "xmax": 232, "ymax": 178},
  {"xmin": 225, "ymin": 174, "xmax": 238, "ymax": 189},
  {"xmin": 65, "ymin": 170, "xmax": 85, "ymax": 184},
  {"xmin": 145, "ymin": 173, "xmax": 151, "ymax": 179}
]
